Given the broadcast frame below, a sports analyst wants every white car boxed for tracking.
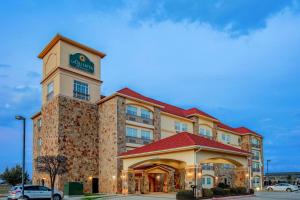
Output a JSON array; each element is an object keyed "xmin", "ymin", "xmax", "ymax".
[
  {"xmin": 8, "ymin": 185, "xmax": 63, "ymax": 200},
  {"xmin": 266, "ymin": 183, "xmax": 299, "ymax": 192}
]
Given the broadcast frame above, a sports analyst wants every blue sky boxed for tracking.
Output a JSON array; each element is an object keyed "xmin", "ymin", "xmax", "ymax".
[{"xmin": 1, "ymin": 0, "xmax": 300, "ymax": 176}]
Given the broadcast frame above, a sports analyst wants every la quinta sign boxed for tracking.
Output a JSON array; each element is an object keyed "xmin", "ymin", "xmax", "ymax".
[{"xmin": 69, "ymin": 53, "xmax": 94, "ymax": 74}]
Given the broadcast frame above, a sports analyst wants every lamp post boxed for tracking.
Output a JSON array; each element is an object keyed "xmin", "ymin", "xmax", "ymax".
[
  {"xmin": 266, "ymin": 160, "xmax": 271, "ymax": 185},
  {"xmin": 15, "ymin": 115, "xmax": 26, "ymax": 199}
]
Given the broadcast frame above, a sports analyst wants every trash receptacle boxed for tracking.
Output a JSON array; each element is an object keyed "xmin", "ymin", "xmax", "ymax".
[{"xmin": 64, "ymin": 182, "xmax": 83, "ymax": 195}]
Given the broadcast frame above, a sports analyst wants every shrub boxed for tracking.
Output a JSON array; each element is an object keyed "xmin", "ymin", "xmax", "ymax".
[
  {"xmin": 249, "ymin": 188, "xmax": 255, "ymax": 194},
  {"xmin": 202, "ymin": 188, "xmax": 213, "ymax": 198},
  {"xmin": 230, "ymin": 187, "xmax": 238, "ymax": 195},
  {"xmin": 236, "ymin": 187, "xmax": 247, "ymax": 194},
  {"xmin": 223, "ymin": 188, "xmax": 231, "ymax": 196},
  {"xmin": 218, "ymin": 182, "xmax": 230, "ymax": 189},
  {"xmin": 176, "ymin": 190, "xmax": 195, "ymax": 200},
  {"xmin": 211, "ymin": 187, "xmax": 224, "ymax": 196}
]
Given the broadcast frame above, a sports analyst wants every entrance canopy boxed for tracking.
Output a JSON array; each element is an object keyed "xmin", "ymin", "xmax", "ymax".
[{"xmin": 120, "ymin": 132, "xmax": 251, "ymax": 169}]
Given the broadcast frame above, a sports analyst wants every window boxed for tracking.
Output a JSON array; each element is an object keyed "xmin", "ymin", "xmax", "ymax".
[
  {"xmin": 252, "ymin": 162, "xmax": 260, "ymax": 169},
  {"xmin": 73, "ymin": 80, "xmax": 89, "ymax": 100},
  {"xmin": 252, "ymin": 137, "xmax": 259, "ymax": 145},
  {"xmin": 38, "ymin": 138, "xmax": 42, "ymax": 146},
  {"xmin": 47, "ymin": 82, "xmax": 54, "ymax": 101},
  {"xmin": 222, "ymin": 134, "xmax": 231, "ymax": 144},
  {"xmin": 126, "ymin": 127, "xmax": 138, "ymax": 138},
  {"xmin": 126, "ymin": 105, "xmax": 137, "ymax": 116},
  {"xmin": 175, "ymin": 122, "xmax": 181, "ymax": 131},
  {"xmin": 252, "ymin": 150, "xmax": 260, "ymax": 157},
  {"xmin": 175, "ymin": 122, "xmax": 188, "ymax": 132},
  {"xmin": 202, "ymin": 178, "xmax": 205, "ymax": 185},
  {"xmin": 37, "ymin": 119, "xmax": 42, "ymax": 129},
  {"xmin": 206, "ymin": 177, "xmax": 211, "ymax": 185},
  {"xmin": 182, "ymin": 123, "xmax": 188, "ymax": 131},
  {"xmin": 199, "ymin": 127, "xmax": 212, "ymax": 137},
  {"xmin": 141, "ymin": 109, "xmax": 151, "ymax": 119},
  {"xmin": 141, "ymin": 130, "xmax": 151, "ymax": 140}
]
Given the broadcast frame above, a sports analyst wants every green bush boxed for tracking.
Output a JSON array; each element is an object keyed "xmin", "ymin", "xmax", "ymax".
[
  {"xmin": 236, "ymin": 187, "xmax": 247, "ymax": 194},
  {"xmin": 218, "ymin": 182, "xmax": 230, "ymax": 189},
  {"xmin": 176, "ymin": 190, "xmax": 195, "ymax": 200},
  {"xmin": 223, "ymin": 188, "xmax": 231, "ymax": 196},
  {"xmin": 202, "ymin": 189, "xmax": 213, "ymax": 198},
  {"xmin": 230, "ymin": 187, "xmax": 238, "ymax": 195},
  {"xmin": 249, "ymin": 188, "xmax": 255, "ymax": 194},
  {"xmin": 211, "ymin": 187, "xmax": 224, "ymax": 196}
]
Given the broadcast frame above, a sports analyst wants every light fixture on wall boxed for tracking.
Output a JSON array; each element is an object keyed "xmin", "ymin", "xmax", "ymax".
[
  {"xmin": 197, "ymin": 172, "xmax": 202, "ymax": 177},
  {"xmin": 112, "ymin": 175, "xmax": 116, "ymax": 180},
  {"xmin": 88, "ymin": 176, "xmax": 93, "ymax": 180}
]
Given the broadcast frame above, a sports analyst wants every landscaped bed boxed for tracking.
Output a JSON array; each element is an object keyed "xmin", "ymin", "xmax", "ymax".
[{"xmin": 176, "ymin": 185, "xmax": 254, "ymax": 199}]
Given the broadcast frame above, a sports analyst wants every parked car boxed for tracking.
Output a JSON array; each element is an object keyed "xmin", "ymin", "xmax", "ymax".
[
  {"xmin": 266, "ymin": 183, "xmax": 299, "ymax": 192},
  {"xmin": 8, "ymin": 185, "xmax": 63, "ymax": 200}
]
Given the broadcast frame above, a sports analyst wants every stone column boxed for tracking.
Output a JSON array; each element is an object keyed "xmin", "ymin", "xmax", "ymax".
[
  {"xmin": 141, "ymin": 172, "xmax": 149, "ymax": 194},
  {"xmin": 185, "ymin": 165, "xmax": 202, "ymax": 197},
  {"xmin": 190, "ymin": 116, "xmax": 199, "ymax": 135},
  {"xmin": 121, "ymin": 170, "xmax": 135, "ymax": 195},
  {"xmin": 234, "ymin": 167, "xmax": 249, "ymax": 189},
  {"xmin": 153, "ymin": 107, "xmax": 161, "ymax": 141},
  {"xmin": 167, "ymin": 171, "xmax": 175, "ymax": 192}
]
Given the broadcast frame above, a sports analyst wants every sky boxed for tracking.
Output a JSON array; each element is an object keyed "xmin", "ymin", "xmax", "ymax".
[{"xmin": 0, "ymin": 0, "xmax": 300, "ymax": 177}]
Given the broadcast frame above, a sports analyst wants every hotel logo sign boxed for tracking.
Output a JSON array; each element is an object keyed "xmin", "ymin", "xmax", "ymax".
[{"xmin": 69, "ymin": 53, "xmax": 94, "ymax": 74}]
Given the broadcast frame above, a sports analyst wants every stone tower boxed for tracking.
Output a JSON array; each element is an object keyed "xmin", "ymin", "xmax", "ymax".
[{"xmin": 32, "ymin": 34, "xmax": 105, "ymax": 193}]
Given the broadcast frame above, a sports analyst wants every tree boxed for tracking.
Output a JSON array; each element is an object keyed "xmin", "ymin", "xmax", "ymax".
[
  {"xmin": 35, "ymin": 155, "xmax": 67, "ymax": 200},
  {"xmin": 0, "ymin": 164, "xmax": 30, "ymax": 186}
]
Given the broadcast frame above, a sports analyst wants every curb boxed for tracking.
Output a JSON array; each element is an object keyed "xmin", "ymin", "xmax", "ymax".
[{"xmin": 212, "ymin": 194, "xmax": 255, "ymax": 199}]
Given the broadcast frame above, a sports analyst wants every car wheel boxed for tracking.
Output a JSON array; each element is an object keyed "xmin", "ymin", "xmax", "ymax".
[
  {"xmin": 268, "ymin": 188, "xmax": 273, "ymax": 191},
  {"xmin": 286, "ymin": 188, "xmax": 292, "ymax": 192},
  {"xmin": 53, "ymin": 194, "xmax": 61, "ymax": 200}
]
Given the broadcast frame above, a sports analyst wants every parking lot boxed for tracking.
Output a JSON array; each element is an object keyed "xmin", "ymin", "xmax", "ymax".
[{"xmin": 1, "ymin": 191, "xmax": 300, "ymax": 200}]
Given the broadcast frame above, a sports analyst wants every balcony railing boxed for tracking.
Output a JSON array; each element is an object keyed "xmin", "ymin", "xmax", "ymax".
[
  {"xmin": 252, "ymin": 155, "xmax": 260, "ymax": 160},
  {"xmin": 73, "ymin": 91, "xmax": 90, "ymax": 101},
  {"xmin": 251, "ymin": 143, "xmax": 261, "ymax": 148},
  {"xmin": 201, "ymin": 164, "xmax": 214, "ymax": 170},
  {"xmin": 252, "ymin": 168, "xmax": 261, "ymax": 172},
  {"xmin": 126, "ymin": 136, "xmax": 153, "ymax": 145},
  {"xmin": 126, "ymin": 113, "xmax": 153, "ymax": 125},
  {"xmin": 47, "ymin": 91, "xmax": 54, "ymax": 101}
]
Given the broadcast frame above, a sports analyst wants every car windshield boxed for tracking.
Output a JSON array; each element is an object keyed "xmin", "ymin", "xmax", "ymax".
[{"xmin": 10, "ymin": 186, "xmax": 21, "ymax": 191}]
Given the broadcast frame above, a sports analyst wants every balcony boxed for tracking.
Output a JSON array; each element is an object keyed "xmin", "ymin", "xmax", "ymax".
[
  {"xmin": 201, "ymin": 164, "xmax": 214, "ymax": 170},
  {"xmin": 252, "ymin": 168, "xmax": 261, "ymax": 172},
  {"xmin": 251, "ymin": 143, "xmax": 261, "ymax": 148},
  {"xmin": 252, "ymin": 155, "xmax": 260, "ymax": 160},
  {"xmin": 47, "ymin": 91, "xmax": 54, "ymax": 101},
  {"xmin": 73, "ymin": 91, "xmax": 90, "ymax": 101},
  {"xmin": 126, "ymin": 136, "xmax": 153, "ymax": 145},
  {"xmin": 126, "ymin": 113, "xmax": 153, "ymax": 125}
]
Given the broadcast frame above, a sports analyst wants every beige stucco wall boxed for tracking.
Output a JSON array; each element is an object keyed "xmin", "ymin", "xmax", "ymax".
[
  {"xmin": 122, "ymin": 150, "xmax": 196, "ymax": 170},
  {"xmin": 196, "ymin": 150, "xmax": 249, "ymax": 167},
  {"xmin": 161, "ymin": 114, "xmax": 193, "ymax": 138},
  {"xmin": 217, "ymin": 129, "xmax": 242, "ymax": 148},
  {"xmin": 41, "ymin": 40, "xmax": 102, "ymax": 104}
]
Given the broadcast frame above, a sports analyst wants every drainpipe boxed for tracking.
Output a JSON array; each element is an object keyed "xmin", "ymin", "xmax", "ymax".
[{"xmin": 194, "ymin": 148, "xmax": 202, "ymax": 198}]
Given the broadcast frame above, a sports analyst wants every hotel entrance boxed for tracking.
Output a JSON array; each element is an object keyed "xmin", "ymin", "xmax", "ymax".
[{"xmin": 148, "ymin": 173, "xmax": 166, "ymax": 192}]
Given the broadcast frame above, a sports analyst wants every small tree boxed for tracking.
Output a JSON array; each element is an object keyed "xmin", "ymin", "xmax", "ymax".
[
  {"xmin": 0, "ymin": 164, "xmax": 30, "ymax": 186},
  {"xmin": 35, "ymin": 155, "xmax": 67, "ymax": 200}
]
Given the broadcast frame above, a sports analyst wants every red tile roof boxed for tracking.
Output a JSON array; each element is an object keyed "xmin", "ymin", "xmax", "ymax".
[
  {"xmin": 117, "ymin": 87, "xmax": 218, "ymax": 120},
  {"xmin": 120, "ymin": 132, "xmax": 250, "ymax": 157},
  {"xmin": 234, "ymin": 127, "xmax": 262, "ymax": 137},
  {"xmin": 116, "ymin": 87, "xmax": 261, "ymax": 137}
]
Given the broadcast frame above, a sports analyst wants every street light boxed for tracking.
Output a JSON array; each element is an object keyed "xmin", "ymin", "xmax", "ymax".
[
  {"xmin": 266, "ymin": 160, "xmax": 271, "ymax": 185},
  {"xmin": 15, "ymin": 115, "xmax": 26, "ymax": 199}
]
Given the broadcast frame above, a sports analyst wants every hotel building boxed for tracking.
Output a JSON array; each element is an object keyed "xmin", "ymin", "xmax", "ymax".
[{"xmin": 31, "ymin": 34, "xmax": 264, "ymax": 195}]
